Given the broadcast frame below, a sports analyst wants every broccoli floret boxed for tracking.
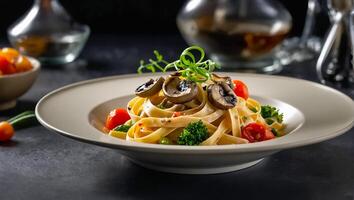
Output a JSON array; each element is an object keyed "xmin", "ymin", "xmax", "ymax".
[
  {"xmin": 177, "ymin": 120, "xmax": 208, "ymax": 145},
  {"xmin": 261, "ymin": 105, "xmax": 284, "ymax": 123}
]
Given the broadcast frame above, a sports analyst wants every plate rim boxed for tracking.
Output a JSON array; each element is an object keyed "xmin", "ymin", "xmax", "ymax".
[{"xmin": 35, "ymin": 72, "xmax": 354, "ymax": 154}]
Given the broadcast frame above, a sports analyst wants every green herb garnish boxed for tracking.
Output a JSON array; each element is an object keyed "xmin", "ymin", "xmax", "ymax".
[
  {"xmin": 249, "ymin": 107, "xmax": 258, "ymax": 113},
  {"xmin": 138, "ymin": 46, "xmax": 220, "ymax": 83},
  {"xmin": 271, "ymin": 128, "xmax": 280, "ymax": 137},
  {"xmin": 159, "ymin": 137, "xmax": 172, "ymax": 145},
  {"xmin": 7, "ymin": 111, "xmax": 38, "ymax": 130},
  {"xmin": 242, "ymin": 116, "xmax": 248, "ymax": 121},
  {"xmin": 261, "ymin": 105, "xmax": 284, "ymax": 123},
  {"xmin": 177, "ymin": 120, "xmax": 209, "ymax": 145},
  {"xmin": 114, "ymin": 124, "xmax": 132, "ymax": 132},
  {"xmin": 157, "ymin": 104, "xmax": 166, "ymax": 109},
  {"xmin": 265, "ymin": 118, "xmax": 275, "ymax": 125}
]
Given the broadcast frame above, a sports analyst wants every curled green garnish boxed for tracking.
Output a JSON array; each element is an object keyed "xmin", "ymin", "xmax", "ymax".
[
  {"xmin": 138, "ymin": 50, "xmax": 169, "ymax": 74},
  {"xmin": 137, "ymin": 46, "xmax": 220, "ymax": 83}
]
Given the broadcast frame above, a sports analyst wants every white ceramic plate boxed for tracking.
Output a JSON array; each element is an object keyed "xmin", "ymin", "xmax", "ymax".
[{"xmin": 35, "ymin": 73, "xmax": 354, "ymax": 174}]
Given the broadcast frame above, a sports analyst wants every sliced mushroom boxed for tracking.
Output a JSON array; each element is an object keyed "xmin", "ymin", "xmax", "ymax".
[
  {"xmin": 211, "ymin": 73, "xmax": 234, "ymax": 89},
  {"xmin": 169, "ymin": 104, "xmax": 186, "ymax": 111},
  {"xmin": 162, "ymin": 76, "xmax": 198, "ymax": 104},
  {"xmin": 157, "ymin": 98, "xmax": 174, "ymax": 109},
  {"xmin": 207, "ymin": 82, "xmax": 237, "ymax": 110},
  {"xmin": 135, "ymin": 77, "xmax": 164, "ymax": 97},
  {"xmin": 169, "ymin": 72, "xmax": 181, "ymax": 77}
]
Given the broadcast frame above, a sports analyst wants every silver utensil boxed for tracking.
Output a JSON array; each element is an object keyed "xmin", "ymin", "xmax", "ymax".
[
  {"xmin": 316, "ymin": 12, "xmax": 343, "ymax": 83},
  {"xmin": 349, "ymin": 9, "xmax": 354, "ymax": 83},
  {"xmin": 300, "ymin": 0, "xmax": 320, "ymax": 47},
  {"xmin": 316, "ymin": 0, "xmax": 354, "ymax": 86}
]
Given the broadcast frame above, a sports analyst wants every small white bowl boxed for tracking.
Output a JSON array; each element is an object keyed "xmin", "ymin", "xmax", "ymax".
[{"xmin": 0, "ymin": 57, "xmax": 40, "ymax": 110}]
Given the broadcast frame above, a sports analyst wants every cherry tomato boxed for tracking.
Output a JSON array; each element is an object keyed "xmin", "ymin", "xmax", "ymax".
[
  {"xmin": 241, "ymin": 122, "xmax": 274, "ymax": 143},
  {"xmin": 105, "ymin": 108, "xmax": 131, "ymax": 130},
  {"xmin": 264, "ymin": 128, "xmax": 275, "ymax": 140},
  {"xmin": 15, "ymin": 56, "xmax": 32, "ymax": 72},
  {"xmin": 0, "ymin": 48, "xmax": 20, "ymax": 63},
  {"xmin": 0, "ymin": 121, "xmax": 15, "ymax": 142},
  {"xmin": 172, "ymin": 112, "xmax": 182, "ymax": 117},
  {"xmin": 0, "ymin": 55, "xmax": 16, "ymax": 75},
  {"xmin": 232, "ymin": 80, "xmax": 249, "ymax": 100}
]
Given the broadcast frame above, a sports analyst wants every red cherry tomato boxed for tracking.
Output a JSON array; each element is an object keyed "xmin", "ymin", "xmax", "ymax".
[
  {"xmin": 105, "ymin": 108, "xmax": 131, "ymax": 130},
  {"xmin": 264, "ymin": 129, "xmax": 275, "ymax": 140},
  {"xmin": 241, "ymin": 123, "xmax": 274, "ymax": 143},
  {"xmin": 232, "ymin": 80, "xmax": 249, "ymax": 100},
  {"xmin": 172, "ymin": 112, "xmax": 182, "ymax": 117},
  {"xmin": 0, "ymin": 121, "xmax": 15, "ymax": 142},
  {"xmin": 241, "ymin": 123, "xmax": 265, "ymax": 143},
  {"xmin": 0, "ymin": 55, "xmax": 16, "ymax": 75}
]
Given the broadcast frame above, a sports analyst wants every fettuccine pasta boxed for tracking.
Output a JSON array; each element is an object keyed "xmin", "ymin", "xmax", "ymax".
[
  {"xmin": 107, "ymin": 75, "xmax": 285, "ymax": 145},
  {"xmin": 105, "ymin": 46, "xmax": 285, "ymax": 145}
]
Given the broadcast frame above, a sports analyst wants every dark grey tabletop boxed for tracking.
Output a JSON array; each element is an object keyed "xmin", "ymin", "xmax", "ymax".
[{"xmin": 1, "ymin": 35, "xmax": 353, "ymax": 200}]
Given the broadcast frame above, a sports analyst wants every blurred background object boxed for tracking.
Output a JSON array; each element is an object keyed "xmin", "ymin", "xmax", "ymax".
[
  {"xmin": 276, "ymin": 0, "xmax": 322, "ymax": 65},
  {"xmin": 0, "ymin": 0, "xmax": 326, "ymax": 38},
  {"xmin": 7, "ymin": 0, "xmax": 90, "ymax": 64},
  {"xmin": 177, "ymin": 0, "xmax": 292, "ymax": 73},
  {"xmin": 0, "ymin": 0, "xmax": 329, "ymax": 70},
  {"xmin": 316, "ymin": 0, "xmax": 354, "ymax": 87}
]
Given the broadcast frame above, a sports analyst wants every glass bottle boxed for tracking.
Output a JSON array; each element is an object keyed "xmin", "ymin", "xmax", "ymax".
[
  {"xmin": 7, "ymin": 0, "xmax": 90, "ymax": 64},
  {"xmin": 177, "ymin": 0, "xmax": 292, "ymax": 73},
  {"xmin": 277, "ymin": 0, "xmax": 322, "ymax": 65}
]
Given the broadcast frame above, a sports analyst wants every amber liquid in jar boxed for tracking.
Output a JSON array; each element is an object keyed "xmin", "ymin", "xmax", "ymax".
[
  {"xmin": 11, "ymin": 32, "xmax": 88, "ymax": 63},
  {"xmin": 180, "ymin": 17, "xmax": 291, "ymax": 60},
  {"xmin": 197, "ymin": 30, "xmax": 288, "ymax": 58}
]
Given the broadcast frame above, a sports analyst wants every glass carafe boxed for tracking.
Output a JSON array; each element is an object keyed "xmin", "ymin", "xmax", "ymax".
[
  {"xmin": 7, "ymin": 0, "xmax": 90, "ymax": 64},
  {"xmin": 177, "ymin": 0, "xmax": 292, "ymax": 73}
]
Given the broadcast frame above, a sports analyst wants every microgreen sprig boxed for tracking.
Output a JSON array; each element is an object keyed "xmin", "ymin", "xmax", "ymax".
[{"xmin": 137, "ymin": 46, "xmax": 220, "ymax": 83}]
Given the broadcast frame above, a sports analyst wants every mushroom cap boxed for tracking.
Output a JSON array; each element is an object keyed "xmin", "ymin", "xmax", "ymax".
[
  {"xmin": 211, "ymin": 73, "xmax": 234, "ymax": 89},
  {"xmin": 207, "ymin": 82, "xmax": 237, "ymax": 110},
  {"xmin": 162, "ymin": 76, "xmax": 198, "ymax": 104},
  {"xmin": 135, "ymin": 77, "xmax": 164, "ymax": 97}
]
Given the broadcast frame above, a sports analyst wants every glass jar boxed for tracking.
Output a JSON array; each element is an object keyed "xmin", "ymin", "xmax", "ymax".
[
  {"xmin": 177, "ymin": 0, "xmax": 292, "ymax": 73},
  {"xmin": 7, "ymin": 0, "xmax": 90, "ymax": 64}
]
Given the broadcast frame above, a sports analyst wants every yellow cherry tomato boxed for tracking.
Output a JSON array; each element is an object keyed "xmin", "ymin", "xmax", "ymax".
[
  {"xmin": 15, "ymin": 56, "xmax": 33, "ymax": 72},
  {"xmin": 0, "ymin": 48, "xmax": 20, "ymax": 63}
]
